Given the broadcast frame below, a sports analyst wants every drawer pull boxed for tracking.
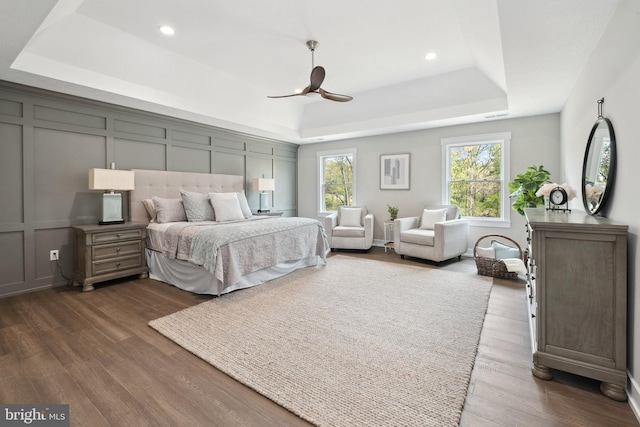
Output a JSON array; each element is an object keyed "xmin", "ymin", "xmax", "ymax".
[
  {"xmin": 116, "ymin": 262, "xmax": 121, "ymax": 268},
  {"xmin": 116, "ymin": 247, "xmax": 121, "ymax": 252},
  {"xmin": 116, "ymin": 233, "xmax": 122, "ymax": 238}
]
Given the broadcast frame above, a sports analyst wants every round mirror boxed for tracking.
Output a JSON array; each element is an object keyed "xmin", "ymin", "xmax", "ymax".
[{"xmin": 581, "ymin": 117, "xmax": 616, "ymax": 215}]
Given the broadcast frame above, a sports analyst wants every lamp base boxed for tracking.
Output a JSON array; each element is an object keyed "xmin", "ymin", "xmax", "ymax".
[
  {"xmin": 99, "ymin": 220, "xmax": 125, "ymax": 225},
  {"xmin": 259, "ymin": 192, "xmax": 269, "ymax": 213},
  {"xmin": 100, "ymin": 193, "xmax": 124, "ymax": 225}
]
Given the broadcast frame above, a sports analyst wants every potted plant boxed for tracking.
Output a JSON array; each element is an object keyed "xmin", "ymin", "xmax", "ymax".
[
  {"xmin": 387, "ymin": 204, "xmax": 399, "ymax": 220},
  {"xmin": 508, "ymin": 165, "xmax": 551, "ymax": 215}
]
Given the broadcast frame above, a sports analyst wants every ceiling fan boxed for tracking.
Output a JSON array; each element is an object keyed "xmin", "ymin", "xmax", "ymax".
[{"xmin": 268, "ymin": 40, "xmax": 353, "ymax": 102}]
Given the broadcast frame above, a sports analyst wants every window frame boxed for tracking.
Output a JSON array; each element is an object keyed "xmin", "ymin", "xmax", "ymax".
[
  {"xmin": 441, "ymin": 132, "xmax": 511, "ymax": 228},
  {"xmin": 317, "ymin": 148, "xmax": 357, "ymax": 215}
]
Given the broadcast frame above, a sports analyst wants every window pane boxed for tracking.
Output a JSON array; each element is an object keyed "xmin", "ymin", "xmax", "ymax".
[
  {"xmin": 449, "ymin": 181, "xmax": 501, "ymax": 217},
  {"xmin": 321, "ymin": 154, "xmax": 353, "ymax": 211},
  {"xmin": 448, "ymin": 142, "xmax": 502, "ymax": 219}
]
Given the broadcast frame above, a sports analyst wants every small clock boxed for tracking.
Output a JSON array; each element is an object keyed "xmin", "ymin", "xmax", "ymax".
[{"xmin": 547, "ymin": 186, "xmax": 570, "ymax": 212}]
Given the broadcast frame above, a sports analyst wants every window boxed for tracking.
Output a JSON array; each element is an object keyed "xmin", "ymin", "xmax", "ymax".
[
  {"xmin": 318, "ymin": 148, "xmax": 356, "ymax": 213},
  {"xmin": 442, "ymin": 132, "xmax": 511, "ymax": 227}
]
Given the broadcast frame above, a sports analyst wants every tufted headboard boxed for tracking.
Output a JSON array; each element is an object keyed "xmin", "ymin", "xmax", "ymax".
[{"xmin": 129, "ymin": 169, "xmax": 245, "ymax": 224}]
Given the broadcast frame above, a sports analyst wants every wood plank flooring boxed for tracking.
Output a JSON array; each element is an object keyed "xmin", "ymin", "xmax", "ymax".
[{"xmin": 0, "ymin": 247, "xmax": 637, "ymax": 426}]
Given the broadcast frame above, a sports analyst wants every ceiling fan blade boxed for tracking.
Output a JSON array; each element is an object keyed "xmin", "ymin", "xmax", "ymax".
[
  {"xmin": 319, "ymin": 88, "xmax": 353, "ymax": 102},
  {"xmin": 268, "ymin": 85, "xmax": 310, "ymax": 98},
  {"xmin": 309, "ymin": 66, "xmax": 325, "ymax": 92}
]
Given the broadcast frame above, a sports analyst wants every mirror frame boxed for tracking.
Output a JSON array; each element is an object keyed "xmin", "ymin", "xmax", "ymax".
[{"xmin": 581, "ymin": 117, "xmax": 616, "ymax": 215}]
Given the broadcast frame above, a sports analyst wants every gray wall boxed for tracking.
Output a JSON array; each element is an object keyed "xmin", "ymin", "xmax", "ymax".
[
  {"xmin": 297, "ymin": 113, "xmax": 561, "ymax": 250},
  {"xmin": 0, "ymin": 82, "xmax": 297, "ymax": 297},
  {"xmin": 560, "ymin": 0, "xmax": 640, "ymax": 410}
]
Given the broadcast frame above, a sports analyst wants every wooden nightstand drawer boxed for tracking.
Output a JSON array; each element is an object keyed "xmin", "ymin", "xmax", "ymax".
[
  {"xmin": 92, "ymin": 228, "xmax": 143, "ymax": 244},
  {"xmin": 92, "ymin": 254, "xmax": 142, "ymax": 276},
  {"xmin": 92, "ymin": 240, "xmax": 142, "ymax": 260}
]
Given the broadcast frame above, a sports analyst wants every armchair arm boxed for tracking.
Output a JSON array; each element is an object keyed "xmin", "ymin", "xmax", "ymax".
[
  {"xmin": 433, "ymin": 219, "xmax": 469, "ymax": 260},
  {"xmin": 363, "ymin": 213, "xmax": 374, "ymax": 248},
  {"xmin": 393, "ymin": 216, "xmax": 419, "ymax": 253},
  {"xmin": 322, "ymin": 213, "xmax": 338, "ymax": 246}
]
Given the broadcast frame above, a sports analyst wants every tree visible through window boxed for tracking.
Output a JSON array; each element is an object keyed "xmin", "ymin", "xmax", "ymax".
[
  {"xmin": 443, "ymin": 133, "xmax": 510, "ymax": 224},
  {"xmin": 319, "ymin": 150, "xmax": 355, "ymax": 212}
]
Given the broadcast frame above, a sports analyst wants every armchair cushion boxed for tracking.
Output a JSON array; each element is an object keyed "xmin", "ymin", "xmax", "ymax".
[
  {"xmin": 419, "ymin": 208, "xmax": 447, "ymax": 229},
  {"xmin": 333, "ymin": 226, "xmax": 366, "ymax": 238},
  {"xmin": 339, "ymin": 207, "xmax": 363, "ymax": 227},
  {"xmin": 400, "ymin": 228, "xmax": 435, "ymax": 246}
]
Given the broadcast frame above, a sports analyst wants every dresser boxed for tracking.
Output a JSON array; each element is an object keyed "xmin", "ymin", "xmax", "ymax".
[
  {"xmin": 524, "ymin": 208, "xmax": 628, "ymax": 401},
  {"xmin": 73, "ymin": 222, "xmax": 148, "ymax": 292}
]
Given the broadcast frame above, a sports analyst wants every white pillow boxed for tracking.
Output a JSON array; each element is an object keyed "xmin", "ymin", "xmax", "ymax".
[
  {"xmin": 419, "ymin": 208, "xmax": 447, "ymax": 230},
  {"xmin": 339, "ymin": 207, "xmax": 362, "ymax": 227},
  {"xmin": 142, "ymin": 199, "xmax": 157, "ymax": 222},
  {"xmin": 236, "ymin": 192, "xmax": 253, "ymax": 218},
  {"xmin": 209, "ymin": 192, "xmax": 244, "ymax": 222},
  {"xmin": 152, "ymin": 197, "xmax": 187, "ymax": 223},
  {"xmin": 476, "ymin": 246, "xmax": 495, "ymax": 258}
]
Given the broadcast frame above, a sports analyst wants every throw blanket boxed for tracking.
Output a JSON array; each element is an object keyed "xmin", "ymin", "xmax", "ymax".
[{"xmin": 161, "ymin": 217, "xmax": 328, "ymax": 289}]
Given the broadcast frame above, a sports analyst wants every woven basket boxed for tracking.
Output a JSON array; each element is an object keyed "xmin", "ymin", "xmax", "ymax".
[{"xmin": 474, "ymin": 234, "xmax": 525, "ymax": 280}]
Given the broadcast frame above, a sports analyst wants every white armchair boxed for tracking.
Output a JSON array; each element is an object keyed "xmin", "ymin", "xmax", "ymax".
[
  {"xmin": 393, "ymin": 205, "xmax": 468, "ymax": 263},
  {"xmin": 322, "ymin": 206, "xmax": 374, "ymax": 251}
]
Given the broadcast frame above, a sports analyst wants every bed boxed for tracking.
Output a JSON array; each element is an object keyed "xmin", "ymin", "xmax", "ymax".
[{"xmin": 129, "ymin": 169, "xmax": 329, "ymax": 296}]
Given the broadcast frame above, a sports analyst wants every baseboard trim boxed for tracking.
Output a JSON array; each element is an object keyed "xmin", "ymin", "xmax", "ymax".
[{"xmin": 627, "ymin": 371, "xmax": 640, "ymax": 423}]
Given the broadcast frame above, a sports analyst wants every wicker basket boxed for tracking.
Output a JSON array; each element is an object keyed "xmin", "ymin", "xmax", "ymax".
[{"xmin": 474, "ymin": 234, "xmax": 525, "ymax": 280}]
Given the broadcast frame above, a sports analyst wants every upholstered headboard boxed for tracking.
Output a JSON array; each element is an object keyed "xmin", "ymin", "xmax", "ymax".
[{"xmin": 129, "ymin": 169, "xmax": 244, "ymax": 224}]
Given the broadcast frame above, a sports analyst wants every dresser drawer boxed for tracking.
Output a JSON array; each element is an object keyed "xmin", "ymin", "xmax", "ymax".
[
  {"xmin": 92, "ymin": 254, "xmax": 142, "ymax": 276},
  {"xmin": 92, "ymin": 240, "xmax": 142, "ymax": 260},
  {"xmin": 92, "ymin": 228, "xmax": 144, "ymax": 244}
]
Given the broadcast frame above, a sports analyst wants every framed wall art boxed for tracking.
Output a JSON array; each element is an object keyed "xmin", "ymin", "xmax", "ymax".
[{"xmin": 380, "ymin": 153, "xmax": 410, "ymax": 190}]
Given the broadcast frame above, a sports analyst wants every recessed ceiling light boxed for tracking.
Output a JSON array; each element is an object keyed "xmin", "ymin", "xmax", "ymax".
[
  {"xmin": 425, "ymin": 52, "xmax": 437, "ymax": 61},
  {"xmin": 160, "ymin": 25, "xmax": 175, "ymax": 36}
]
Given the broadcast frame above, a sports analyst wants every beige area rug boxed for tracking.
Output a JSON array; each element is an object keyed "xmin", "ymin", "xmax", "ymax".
[{"xmin": 149, "ymin": 256, "xmax": 492, "ymax": 426}]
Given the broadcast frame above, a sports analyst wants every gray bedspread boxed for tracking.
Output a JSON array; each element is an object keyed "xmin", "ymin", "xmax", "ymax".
[{"xmin": 161, "ymin": 216, "xmax": 328, "ymax": 289}]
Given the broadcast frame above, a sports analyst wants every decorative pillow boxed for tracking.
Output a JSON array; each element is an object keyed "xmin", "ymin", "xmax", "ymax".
[
  {"xmin": 476, "ymin": 246, "xmax": 495, "ymax": 258},
  {"xmin": 339, "ymin": 207, "xmax": 363, "ymax": 227},
  {"xmin": 236, "ymin": 192, "xmax": 253, "ymax": 218},
  {"xmin": 152, "ymin": 197, "xmax": 187, "ymax": 223},
  {"xmin": 142, "ymin": 199, "xmax": 157, "ymax": 222},
  {"xmin": 180, "ymin": 189, "xmax": 215, "ymax": 222},
  {"xmin": 419, "ymin": 208, "xmax": 447, "ymax": 230},
  {"xmin": 491, "ymin": 240, "xmax": 520, "ymax": 260},
  {"xmin": 209, "ymin": 192, "xmax": 244, "ymax": 222}
]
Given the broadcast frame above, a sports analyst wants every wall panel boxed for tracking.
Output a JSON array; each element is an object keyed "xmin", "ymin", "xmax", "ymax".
[
  {"xmin": 0, "ymin": 123, "xmax": 23, "ymax": 223},
  {"xmin": 34, "ymin": 128, "xmax": 106, "ymax": 223},
  {"xmin": 171, "ymin": 146, "xmax": 210, "ymax": 173},
  {"xmin": 0, "ymin": 232, "xmax": 24, "ymax": 286}
]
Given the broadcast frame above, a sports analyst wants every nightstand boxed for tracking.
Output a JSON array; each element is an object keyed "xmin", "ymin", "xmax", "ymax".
[{"xmin": 72, "ymin": 222, "xmax": 148, "ymax": 292}]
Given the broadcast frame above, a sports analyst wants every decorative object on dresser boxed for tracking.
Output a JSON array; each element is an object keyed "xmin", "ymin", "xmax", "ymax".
[
  {"xmin": 582, "ymin": 98, "xmax": 616, "ymax": 216},
  {"xmin": 474, "ymin": 234, "xmax": 526, "ymax": 280},
  {"xmin": 72, "ymin": 222, "xmax": 148, "ymax": 292},
  {"xmin": 536, "ymin": 182, "xmax": 577, "ymax": 213},
  {"xmin": 524, "ymin": 208, "xmax": 627, "ymax": 401},
  {"xmin": 508, "ymin": 165, "xmax": 551, "ymax": 216},
  {"xmin": 252, "ymin": 176, "xmax": 275, "ymax": 213},
  {"xmin": 88, "ymin": 166, "xmax": 135, "ymax": 224}
]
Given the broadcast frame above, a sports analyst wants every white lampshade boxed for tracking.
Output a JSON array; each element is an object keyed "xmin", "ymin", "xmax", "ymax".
[
  {"xmin": 252, "ymin": 178, "xmax": 275, "ymax": 192},
  {"xmin": 89, "ymin": 168, "xmax": 135, "ymax": 191},
  {"xmin": 89, "ymin": 168, "xmax": 135, "ymax": 225}
]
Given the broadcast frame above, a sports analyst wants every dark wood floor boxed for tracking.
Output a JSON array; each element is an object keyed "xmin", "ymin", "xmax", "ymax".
[{"xmin": 1, "ymin": 247, "xmax": 637, "ymax": 426}]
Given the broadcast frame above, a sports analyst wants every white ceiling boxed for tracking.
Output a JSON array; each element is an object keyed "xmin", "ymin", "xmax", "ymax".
[{"xmin": 0, "ymin": 0, "xmax": 620, "ymax": 144}]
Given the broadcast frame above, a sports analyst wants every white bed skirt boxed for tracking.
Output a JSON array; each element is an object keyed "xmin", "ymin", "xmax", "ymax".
[{"xmin": 146, "ymin": 249, "xmax": 325, "ymax": 296}]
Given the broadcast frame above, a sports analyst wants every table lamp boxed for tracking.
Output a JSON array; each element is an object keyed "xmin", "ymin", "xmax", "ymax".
[
  {"xmin": 253, "ymin": 177, "xmax": 275, "ymax": 213},
  {"xmin": 89, "ymin": 167, "xmax": 135, "ymax": 224}
]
